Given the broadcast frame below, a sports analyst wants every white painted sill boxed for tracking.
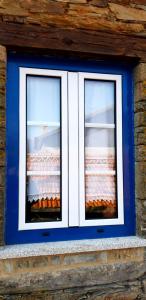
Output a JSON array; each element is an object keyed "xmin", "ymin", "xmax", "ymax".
[{"xmin": 0, "ymin": 236, "xmax": 146, "ymax": 260}]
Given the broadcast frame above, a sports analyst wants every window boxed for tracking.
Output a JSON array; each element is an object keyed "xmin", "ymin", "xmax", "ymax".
[
  {"xmin": 6, "ymin": 55, "xmax": 135, "ymax": 244},
  {"xmin": 79, "ymin": 73, "xmax": 123, "ymax": 226},
  {"xmin": 19, "ymin": 69, "xmax": 68, "ymax": 230}
]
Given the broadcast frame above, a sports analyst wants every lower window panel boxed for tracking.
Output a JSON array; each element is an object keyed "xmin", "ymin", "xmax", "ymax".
[
  {"xmin": 85, "ymin": 174, "xmax": 117, "ymax": 220},
  {"xmin": 26, "ymin": 175, "xmax": 61, "ymax": 223}
]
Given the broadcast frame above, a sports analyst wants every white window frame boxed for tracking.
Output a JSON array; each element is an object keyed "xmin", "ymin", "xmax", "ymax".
[
  {"xmin": 68, "ymin": 72, "xmax": 79, "ymax": 227},
  {"xmin": 19, "ymin": 68, "xmax": 124, "ymax": 230},
  {"xmin": 79, "ymin": 72, "xmax": 124, "ymax": 226},
  {"xmin": 19, "ymin": 68, "xmax": 68, "ymax": 230}
]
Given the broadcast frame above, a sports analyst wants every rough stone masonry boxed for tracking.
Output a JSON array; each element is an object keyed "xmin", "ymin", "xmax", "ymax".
[{"xmin": 0, "ymin": 0, "xmax": 146, "ymax": 299}]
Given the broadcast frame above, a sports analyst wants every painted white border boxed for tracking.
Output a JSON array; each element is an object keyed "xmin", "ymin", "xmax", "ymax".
[
  {"xmin": 19, "ymin": 68, "xmax": 68, "ymax": 230},
  {"xmin": 68, "ymin": 72, "xmax": 79, "ymax": 226},
  {"xmin": 79, "ymin": 72, "xmax": 124, "ymax": 226}
]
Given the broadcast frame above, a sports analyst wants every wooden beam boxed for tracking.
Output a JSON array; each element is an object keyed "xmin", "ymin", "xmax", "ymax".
[{"xmin": 0, "ymin": 22, "xmax": 146, "ymax": 60}]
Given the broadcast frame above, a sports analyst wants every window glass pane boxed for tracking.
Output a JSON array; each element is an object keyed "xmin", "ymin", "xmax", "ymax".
[
  {"xmin": 85, "ymin": 128, "xmax": 115, "ymax": 148},
  {"xmin": 27, "ymin": 76, "xmax": 60, "ymax": 123},
  {"xmin": 26, "ymin": 175, "xmax": 61, "ymax": 223},
  {"xmin": 85, "ymin": 80, "xmax": 115, "ymax": 124},
  {"xmin": 85, "ymin": 147, "xmax": 115, "ymax": 172},
  {"xmin": 84, "ymin": 80, "xmax": 117, "ymax": 220},
  {"xmin": 27, "ymin": 126, "xmax": 60, "ymax": 162},
  {"xmin": 26, "ymin": 76, "xmax": 61, "ymax": 223},
  {"xmin": 85, "ymin": 175, "xmax": 117, "ymax": 219}
]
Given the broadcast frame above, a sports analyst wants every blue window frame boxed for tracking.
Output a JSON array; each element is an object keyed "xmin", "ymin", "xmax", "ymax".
[{"xmin": 6, "ymin": 53, "xmax": 135, "ymax": 244}]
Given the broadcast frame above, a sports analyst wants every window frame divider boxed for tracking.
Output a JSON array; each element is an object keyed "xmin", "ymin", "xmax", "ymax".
[{"xmin": 68, "ymin": 72, "xmax": 79, "ymax": 227}]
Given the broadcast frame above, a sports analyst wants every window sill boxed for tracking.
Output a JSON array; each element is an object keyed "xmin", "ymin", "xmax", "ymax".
[{"xmin": 0, "ymin": 236, "xmax": 146, "ymax": 260}]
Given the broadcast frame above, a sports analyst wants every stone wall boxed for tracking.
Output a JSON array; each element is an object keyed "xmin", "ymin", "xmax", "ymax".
[
  {"xmin": 0, "ymin": 0, "xmax": 146, "ymax": 299},
  {"xmin": 0, "ymin": 0, "xmax": 146, "ymax": 36},
  {"xmin": 134, "ymin": 64, "xmax": 146, "ymax": 238},
  {"xmin": 0, "ymin": 246, "xmax": 146, "ymax": 299}
]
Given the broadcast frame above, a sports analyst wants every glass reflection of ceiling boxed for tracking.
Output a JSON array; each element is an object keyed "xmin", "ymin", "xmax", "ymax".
[
  {"xmin": 27, "ymin": 76, "xmax": 60, "ymax": 123},
  {"xmin": 85, "ymin": 80, "xmax": 114, "ymax": 123}
]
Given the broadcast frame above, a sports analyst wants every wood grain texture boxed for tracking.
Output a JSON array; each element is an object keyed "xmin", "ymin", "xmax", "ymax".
[
  {"xmin": 0, "ymin": 22, "xmax": 146, "ymax": 60},
  {"xmin": 0, "ymin": 1, "xmax": 146, "ymax": 60}
]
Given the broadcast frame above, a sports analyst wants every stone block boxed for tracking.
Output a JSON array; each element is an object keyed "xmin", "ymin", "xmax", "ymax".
[
  {"xmin": 135, "ymin": 162, "xmax": 146, "ymax": 199},
  {"xmin": 110, "ymin": 0, "xmax": 130, "ymax": 4},
  {"xmin": 0, "ymin": 109, "xmax": 5, "ymax": 128},
  {"xmin": 142, "ymin": 278, "xmax": 146, "ymax": 294},
  {"xmin": 0, "ymin": 167, "xmax": 5, "ymax": 188},
  {"xmin": 0, "ymin": 255, "xmax": 66, "ymax": 276},
  {"xmin": 0, "ymin": 46, "xmax": 6, "ymax": 63},
  {"xmin": 88, "ymin": 0, "xmax": 108, "ymax": 7},
  {"xmin": 30, "ymin": 1, "xmax": 66, "ymax": 14},
  {"xmin": 0, "ymin": 66, "xmax": 6, "ymax": 83},
  {"xmin": 109, "ymin": 3, "xmax": 146, "ymax": 21},
  {"xmin": 141, "ymin": 229, "xmax": 146, "ymax": 238},
  {"xmin": 135, "ymin": 111, "xmax": 146, "ymax": 128},
  {"xmin": 0, "ymin": 2, "xmax": 28, "ymax": 17},
  {"xmin": 136, "ymin": 199, "xmax": 146, "ymax": 237},
  {"xmin": 0, "ymin": 128, "xmax": 5, "ymax": 150},
  {"xmin": 0, "ymin": 260, "xmax": 145, "ymax": 294},
  {"xmin": 0, "ymin": 223, "xmax": 4, "ymax": 246},
  {"xmin": 107, "ymin": 248, "xmax": 144, "ymax": 264},
  {"xmin": 0, "ymin": 91, "xmax": 6, "ymax": 110},
  {"xmin": 134, "ymin": 81, "xmax": 146, "ymax": 102},
  {"xmin": 0, "ymin": 150, "xmax": 5, "ymax": 167},
  {"xmin": 0, "ymin": 59, "xmax": 6, "ymax": 113},
  {"xmin": 62, "ymin": 251, "xmax": 107, "ymax": 265},
  {"xmin": 135, "ymin": 145, "xmax": 146, "ymax": 162},
  {"xmin": 0, "ymin": 187, "xmax": 4, "ymax": 205},
  {"xmin": 134, "ymin": 64, "xmax": 146, "ymax": 84},
  {"xmin": 50, "ymin": 255, "xmax": 61, "ymax": 265},
  {"xmin": 135, "ymin": 127, "xmax": 146, "ymax": 145},
  {"xmin": 14, "ymin": 256, "xmax": 49, "ymax": 272},
  {"xmin": 0, "ymin": 283, "xmax": 143, "ymax": 300},
  {"xmin": 0, "ymin": 212, "xmax": 4, "ymax": 224},
  {"xmin": 68, "ymin": 3, "xmax": 109, "ymax": 16},
  {"xmin": 2, "ymin": 15, "xmax": 26, "ymax": 24},
  {"xmin": 131, "ymin": 0, "xmax": 146, "ymax": 5},
  {"xmin": 0, "ymin": 260, "xmax": 14, "ymax": 275},
  {"xmin": 135, "ymin": 100, "xmax": 146, "ymax": 113}
]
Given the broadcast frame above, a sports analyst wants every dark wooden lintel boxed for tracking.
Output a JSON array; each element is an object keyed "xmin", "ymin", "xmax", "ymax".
[{"xmin": 0, "ymin": 22, "xmax": 146, "ymax": 61}]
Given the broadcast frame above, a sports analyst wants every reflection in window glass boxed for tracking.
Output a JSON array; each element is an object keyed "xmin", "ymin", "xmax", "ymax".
[
  {"xmin": 27, "ymin": 76, "xmax": 60, "ymax": 123},
  {"xmin": 26, "ymin": 76, "xmax": 61, "ymax": 223},
  {"xmin": 27, "ymin": 126, "xmax": 60, "ymax": 156},
  {"xmin": 85, "ymin": 128, "xmax": 115, "ymax": 148},
  {"xmin": 85, "ymin": 174, "xmax": 116, "ymax": 219},
  {"xmin": 84, "ymin": 80, "xmax": 117, "ymax": 220},
  {"xmin": 85, "ymin": 80, "xmax": 115, "ymax": 124},
  {"xmin": 26, "ymin": 176, "xmax": 61, "ymax": 223}
]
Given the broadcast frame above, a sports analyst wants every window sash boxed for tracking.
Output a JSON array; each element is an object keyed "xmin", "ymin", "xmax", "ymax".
[
  {"xmin": 19, "ymin": 68, "xmax": 68, "ymax": 230},
  {"xmin": 78, "ymin": 72, "xmax": 124, "ymax": 226},
  {"xmin": 19, "ymin": 69, "xmax": 124, "ymax": 230}
]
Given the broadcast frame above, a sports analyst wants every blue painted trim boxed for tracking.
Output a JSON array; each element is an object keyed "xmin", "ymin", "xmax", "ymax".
[{"xmin": 5, "ymin": 53, "xmax": 135, "ymax": 244}]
